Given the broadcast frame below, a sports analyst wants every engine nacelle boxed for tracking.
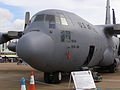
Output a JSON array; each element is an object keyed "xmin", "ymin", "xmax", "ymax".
[
  {"xmin": 8, "ymin": 42, "xmax": 17, "ymax": 52},
  {"xmin": 0, "ymin": 31, "xmax": 23, "ymax": 44},
  {"xmin": 0, "ymin": 33, "xmax": 10, "ymax": 44}
]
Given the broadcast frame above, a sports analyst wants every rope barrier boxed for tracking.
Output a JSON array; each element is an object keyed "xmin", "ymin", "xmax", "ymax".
[
  {"xmin": 1, "ymin": 77, "xmax": 120, "ymax": 89},
  {"xmin": 0, "ymin": 78, "xmax": 74, "ymax": 89},
  {"xmin": 26, "ymin": 78, "xmax": 74, "ymax": 89}
]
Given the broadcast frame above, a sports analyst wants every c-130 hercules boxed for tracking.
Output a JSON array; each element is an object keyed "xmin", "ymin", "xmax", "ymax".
[{"xmin": 0, "ymin": 0, "xmax": 120, "ymax": 83}]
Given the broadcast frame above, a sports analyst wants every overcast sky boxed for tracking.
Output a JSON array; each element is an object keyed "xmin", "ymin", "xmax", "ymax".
[{"xmin": 0, "ymin": 0, "xmax": 120, "ymax": 32}]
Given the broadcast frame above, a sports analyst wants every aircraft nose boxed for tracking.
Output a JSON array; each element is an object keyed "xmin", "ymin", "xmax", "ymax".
[{"xmin": 16, "ymin": 31, "xmax": 54, "ymax": 68}]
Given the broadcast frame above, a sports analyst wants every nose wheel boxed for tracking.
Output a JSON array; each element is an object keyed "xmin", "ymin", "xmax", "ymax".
[{"xmin": 44, "ymin": 72, "xmax": 62, "ymax": 84}]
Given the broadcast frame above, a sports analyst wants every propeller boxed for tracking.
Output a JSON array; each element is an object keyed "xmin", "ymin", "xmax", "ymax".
[
  {"xmin": 24, "ymin": 12, "xmax": 30, "ymax": 29},
  {"xmin": 112, "ymin": 9, "xmax": 116, "ymax": 24}
]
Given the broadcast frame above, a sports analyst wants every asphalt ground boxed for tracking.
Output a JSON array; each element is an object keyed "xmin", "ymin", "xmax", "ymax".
[{"xmin": 0, "ymin": 63, "xmax": 120, "ymax": 90}]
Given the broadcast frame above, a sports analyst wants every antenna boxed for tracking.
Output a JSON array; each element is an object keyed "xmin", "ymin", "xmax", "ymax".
[{"xmin": 105, "ymin": 0, "xmax": 111, "ymax": 24}]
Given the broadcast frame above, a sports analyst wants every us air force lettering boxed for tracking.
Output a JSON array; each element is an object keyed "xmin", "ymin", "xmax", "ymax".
[{"xmin": 0, "ymin": 0, "xmax": 120, "ymax": 83}]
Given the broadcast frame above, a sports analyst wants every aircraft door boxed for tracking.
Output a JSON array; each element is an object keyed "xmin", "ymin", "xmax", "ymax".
[
  {"xmin": 88, "ymin": 30, "xmax": 103, "ymax": 66},
  {"xmin": 83, "ymin": 46, "xmax": 95, "ymax": 66}
]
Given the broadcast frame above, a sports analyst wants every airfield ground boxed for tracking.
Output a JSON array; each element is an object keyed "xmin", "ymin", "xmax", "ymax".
[{"xmin": 0, "ymin": 63, "xmax": 120, "ymax": 90}]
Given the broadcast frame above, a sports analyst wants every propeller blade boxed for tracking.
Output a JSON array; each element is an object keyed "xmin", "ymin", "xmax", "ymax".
[{"xmin": 24, "ymin": 12, "xmax": 30, "ymax": 29}]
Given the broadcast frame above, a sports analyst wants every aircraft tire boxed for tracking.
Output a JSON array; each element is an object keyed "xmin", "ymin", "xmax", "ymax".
[{"xmin": 44, "ymin": 72, "xmax": 61, "ymax": 84}]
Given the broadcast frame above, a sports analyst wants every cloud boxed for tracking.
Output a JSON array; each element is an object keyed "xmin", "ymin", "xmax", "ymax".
[
  {"xmin": 0, "ymin": 0, "xmax": 109, "ymax": 24},
  {"xmin": 0, "ymin": 8, "xmax": 24, "ymax": 32},
  {"xmin": 0, "ymin": 19, "xmax": 24, "ymax": 32},
  {"xmin": 0, "ymin": 8, "xmax": 13, "ymax": 27},
  {"xmin": 0, "ymin": 20, "xmax": 24, "ymax": 32},
  {"xmin": 0, "ymin": 0, "xmax": 120, "ymax": 25},
  {"xmin": 12, "ymin": 19, "xmax": 24, "ymax": 30},
  {"xmin": 0, "ymin": 0, "xmax": 104, "ymax": 10}
]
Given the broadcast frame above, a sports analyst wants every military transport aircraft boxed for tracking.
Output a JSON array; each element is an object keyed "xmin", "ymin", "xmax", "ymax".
[{"xmin": 0, "ymin": 0, "xmax": 120, "ymax": 83}]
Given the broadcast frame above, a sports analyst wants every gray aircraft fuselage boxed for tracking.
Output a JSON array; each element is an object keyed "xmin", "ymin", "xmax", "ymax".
[{"xmin": 16, "ymin": 9, "xmax": 119, "ymax": 72}]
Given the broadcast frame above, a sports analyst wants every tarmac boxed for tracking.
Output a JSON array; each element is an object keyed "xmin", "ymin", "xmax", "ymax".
[{"xmin": 0, "ymin": 63, "xmax": 120, "ymax": 90}]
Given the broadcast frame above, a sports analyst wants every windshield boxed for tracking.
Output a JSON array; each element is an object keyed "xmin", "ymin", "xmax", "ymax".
[
  {"xmin": 45, "ymin": 15, "xmax": 55, "ymax": 23},
  {"xmin": 31, "ymin": 14, "xmax": 45, "ymax": 23},
  {"xmin": 31, "ymin": 14, "xmax": 55, "ymax": 23}
]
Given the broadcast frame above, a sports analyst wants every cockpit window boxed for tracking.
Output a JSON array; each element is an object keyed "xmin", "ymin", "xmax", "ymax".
[
  {"xmin": 45, "ymin": 15, "xmax": 55, "ymax": 29},
  {"xmin": 30, "ymin": 14, "xmax": 56, "ymax": 29},
  {"xmin": 30, "ymin": 14, "xmax": 56, "ymax": 23},
  {"xmin": 31, "ymin": 14, "xmax": 45, "ymax": 23},
  {"xmin": 45, "ymin": 15, "xmax": 55, "ymax": 23},
  {"xmin": 60, "ymin": 15, "xmax": 68, "ymax": 25},
  {"xmin": 34, "ymin": 14, "xmax": 45, "ymax": 22},
  {"xmin": 30, "ymin": 16, "xmax": 36, "ymax": 23}
]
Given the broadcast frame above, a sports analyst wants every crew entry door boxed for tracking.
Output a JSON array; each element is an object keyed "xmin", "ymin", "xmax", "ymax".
[{"xmin": 83, "ymin": 46, "xmax": 95, "ymax": 66}]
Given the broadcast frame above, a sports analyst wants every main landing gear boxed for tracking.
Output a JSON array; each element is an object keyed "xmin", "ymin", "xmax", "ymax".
[
  {"xmin": 108, "ymin": 60, "xmax": 118, "ymax": 73},
  {"xmin": 44, "ymin": 72, "xmax": 62, "ymax": 84},
  {"xmin": 95, "ymin": 60, "xmax": 118, "ymax": 73}
]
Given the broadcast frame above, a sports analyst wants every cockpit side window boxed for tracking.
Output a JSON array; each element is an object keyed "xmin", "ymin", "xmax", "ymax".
[
  {"xmin": 30, "ymin": 16, "xmax": 36, "ymax": 23},
  {"xmin": 60, "ymin": 15, "xmax": 68, "ymax": 25}
]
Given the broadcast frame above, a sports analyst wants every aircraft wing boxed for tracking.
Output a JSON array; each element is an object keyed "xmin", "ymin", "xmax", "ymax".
[
  {"xmin": 0, "ymin": 31, "xmax": 23, "ymax": 44},
  {"xmin": 113, "ymin": 24, "xmax": 120, "ymax": 34},
  {"xmin": 96, "ymin": 24, "xmax": 120, "ymax": 36}
]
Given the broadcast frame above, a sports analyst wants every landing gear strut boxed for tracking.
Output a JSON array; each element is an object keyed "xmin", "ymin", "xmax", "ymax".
[{"xmin": 44, "ymin": 72, "xmax": 62, "ymax": 84}]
